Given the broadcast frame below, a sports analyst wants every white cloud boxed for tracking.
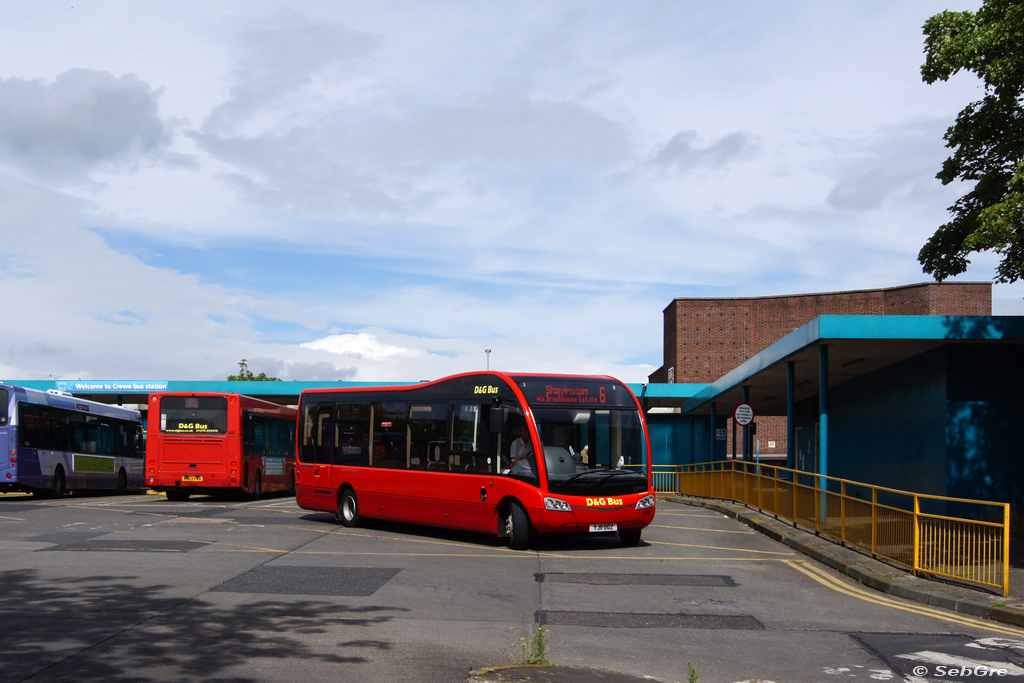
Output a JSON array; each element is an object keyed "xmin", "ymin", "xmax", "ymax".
[{"xmin": 301, "ymin": 332, "xmax": 421, "ymax": 362}]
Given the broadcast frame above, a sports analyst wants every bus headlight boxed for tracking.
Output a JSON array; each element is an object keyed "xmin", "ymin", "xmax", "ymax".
[
  {"xmin": 635, "ymin": 495, "xmax": 656, "ymax": 510},
  {"xmin": 543, "ymin": 497, "xmax": 572, "ymax": 512}
]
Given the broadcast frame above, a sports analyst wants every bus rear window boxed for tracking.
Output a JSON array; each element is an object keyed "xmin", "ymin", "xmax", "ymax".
[
  {"xmin": 0, "ymin": 388, "xmax": 7, "ymax": 426},
  {"xmin": 160, "ymin": 396, "xmax": 228, "ymax": 434}
]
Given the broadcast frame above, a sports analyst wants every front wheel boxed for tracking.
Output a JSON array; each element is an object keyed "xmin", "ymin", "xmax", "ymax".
[
  {"xmin": 505, "ymin": 502, "xmax": 530, "ymax": 550},
  {"xmin": 619, "ymin": 528, "xmax": 642, "ymax": 547},
  {"xmin": 337, "ymin": 489, "xmax": 360, "ymax": 527}
]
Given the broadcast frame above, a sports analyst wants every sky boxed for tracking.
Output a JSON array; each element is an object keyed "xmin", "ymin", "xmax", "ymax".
[{"xmin": 0, "ymin": 0, "xmax": 1014, "ymax": 385}]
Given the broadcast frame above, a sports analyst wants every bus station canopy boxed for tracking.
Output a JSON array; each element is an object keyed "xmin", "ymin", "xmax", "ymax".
[{"xmin": 680, "ymin": 315, "xmax": 1024, "ymax": 417}]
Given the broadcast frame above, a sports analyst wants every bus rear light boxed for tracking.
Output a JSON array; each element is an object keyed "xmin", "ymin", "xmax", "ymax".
[
  {"xmin": 9, "ymin": 456, "xmax": 15, "ymax": 464},
  {"xmin": 230, "ymin": 469, "xmax": 237, "ymax": 476},
  {"xmin": 230, "ymin": 478, "xmax": 237, "ymax": 484},
  {"xmin": 231, "ymin": 461, "xmax": 237, "ymax": 468},
  {"xmin": 148, "ymin": 476, "xmax": 155, "ymax": 484},
  {"xmin": 6, "ymin": 473, "xmax": 11, "ymax": 479},
  {"xmin": 149, "ymin": 468, "xmax": 154, "ymax": 474}
]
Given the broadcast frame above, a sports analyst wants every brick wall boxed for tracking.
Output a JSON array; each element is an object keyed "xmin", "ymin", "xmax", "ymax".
[{"xmin": 656, "ymin": 282, "xmax": 991, "ymax": 384}]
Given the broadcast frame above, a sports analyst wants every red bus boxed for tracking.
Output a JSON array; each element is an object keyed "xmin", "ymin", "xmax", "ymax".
[
  {"xmin": 146, "ymin": 392, "xmax": 297, "ymax": 501},
  {"xmin": 296, "ymin": 372, "xmax": 656, "ymax": 549}
]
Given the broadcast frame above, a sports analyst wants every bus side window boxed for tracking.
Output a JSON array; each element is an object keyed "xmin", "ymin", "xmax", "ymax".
[
  {"xmin": 299, "ymin": 406, "xmax": 316, "ymax": 463},
  {"xmin": 315, "ymin": 405, "xmax": 334, "ymax": 465},
  {"xmin": 266, "ymin": 419, "xmax": 281, "ymax": 457},
  {"xmin": 253, "ymin": 414, "xmax": 265, "ymax": 456},
  {"xmin": 285, "ymin": 420, "xmax": 296, "ymax": 458},
  {"xmin": 409, "ymin": 404, "xmax": 448, "ymax": 471},
  {"xmin": 373, "ymin": 401, "xmax": 408, "ymax": 468},
  {"xmin": 243, "ymin": 412, "xmax": 254, "ymax": 453},
  {"xmin": 453, "ymin": 404, "xmax": 497, "ymax": 473},
  {"xmin": 335, "ymin": 402, "xmax": 371, "ymax": 467}
]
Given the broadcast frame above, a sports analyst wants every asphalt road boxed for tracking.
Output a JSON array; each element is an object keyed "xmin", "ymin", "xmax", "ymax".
[{"xmin": 2, "ymin": 491, "xmax": 1023, "ymax": 683}]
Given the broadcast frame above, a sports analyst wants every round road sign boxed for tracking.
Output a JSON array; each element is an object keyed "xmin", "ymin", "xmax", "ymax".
[{"xmin": 734, "ymin": 403, "xmax": 754, "ymax": 426}]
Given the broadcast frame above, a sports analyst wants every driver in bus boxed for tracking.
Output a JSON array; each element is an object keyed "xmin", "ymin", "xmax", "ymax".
[{"xmin": 508, "ymin": 415, "xmax": 535, "ymax": 472}]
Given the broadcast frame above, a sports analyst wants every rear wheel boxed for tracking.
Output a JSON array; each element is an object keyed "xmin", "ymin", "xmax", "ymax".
[
  {"xmin": 619, "ymin": 528, "xmax": 642, "ymax": 547},
  {"xmin": 250, "ymin": 471, "xmax": 262, "ymax": 500},
  {"xmin": 337, "ymin": 489, "xmax": 360, "ymax": 527},
  {"xmin": 117, "ymin": 468, "xmax": 128, "ymax": 493},
  {"xmin": 506, "ymin": 502, "xmax": 530, "ymax": 550},
  {"xmin": 52, "ymin": 467, "xmax": 66, "ymax": 497}
]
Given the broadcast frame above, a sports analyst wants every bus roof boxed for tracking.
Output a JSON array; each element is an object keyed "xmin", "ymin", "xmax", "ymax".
[{"xmin": 1, "ymin": 383, "xmax": 142, "ymax": 421}]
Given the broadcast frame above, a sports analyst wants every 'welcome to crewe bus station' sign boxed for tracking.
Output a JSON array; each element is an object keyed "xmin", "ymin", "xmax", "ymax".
[{"xmin": 56, "ymin": 380, "xmax": 169, "ymax": 393}]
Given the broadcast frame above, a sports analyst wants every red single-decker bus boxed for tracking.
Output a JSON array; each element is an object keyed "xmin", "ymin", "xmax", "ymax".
[
  {"xmin": 147, "ymin": 392, "xmax": 297, "ymax": 500},
  {"xmin": 295, "ymin": 372, "xmax": 655, "ymax": 549}
]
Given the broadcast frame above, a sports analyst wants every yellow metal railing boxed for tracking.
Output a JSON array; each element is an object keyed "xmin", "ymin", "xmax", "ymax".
[{"xmin": 657, "ymin": 460, "xmax": 1010, "ymax": 597}]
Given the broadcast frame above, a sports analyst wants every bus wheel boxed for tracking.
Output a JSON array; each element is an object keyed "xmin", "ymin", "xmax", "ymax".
[
  {"xmin": 250, "ymin": 472, "xmax": 262, "ymax": 500},
  {"xmin": 619, "ymin": 528, "xmax": 642, "ymax": 547},
  {"xmin": 117, "ymin": 468, "xmax": 128, "ymax": 493},
  {"xmin": 52, "ymin": 467, "xmax": 66, "ymax": 497},
  {"xmin": 506, "ymin": 502, "xmax": 529, "ymax": 550},
  {"xmin": 337, "ymin": 489, "xmax": 360, "ymax": 527},
  {"xmin": 166, "ymin": 489, "xmax": 191, "ymax": 501}
]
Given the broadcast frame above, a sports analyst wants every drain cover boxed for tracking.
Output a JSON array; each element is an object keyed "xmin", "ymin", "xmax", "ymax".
[
  {"xmin": 536, "ymin": 610, "xmax": 763, "ymax": 630},
  {"xmin": 213, "ymin": 566, "xmax": 403, "ymax": 596}
]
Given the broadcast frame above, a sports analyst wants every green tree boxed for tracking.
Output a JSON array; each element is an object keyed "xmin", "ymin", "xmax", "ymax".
[
  {"xmin": 920, "ymin": 0, "xmax": 1024, "ymax": 283},
  {"xmin": 227, "ymin": 359, "xmax": 281, "ymax": 381}
]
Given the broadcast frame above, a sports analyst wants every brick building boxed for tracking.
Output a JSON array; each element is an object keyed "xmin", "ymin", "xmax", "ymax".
[{"xmin": 649, "ymin": 282, "xmax": 992, "ymax": 458}]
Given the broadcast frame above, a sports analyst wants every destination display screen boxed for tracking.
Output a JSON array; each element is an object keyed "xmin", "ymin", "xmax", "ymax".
[
  {"xmin": 514, "ymin": 377, "xmax": 636, "ymax": 408},
  {"xmin": 160, "ymin": 396, "xmax": 228, "ymax": 434}
]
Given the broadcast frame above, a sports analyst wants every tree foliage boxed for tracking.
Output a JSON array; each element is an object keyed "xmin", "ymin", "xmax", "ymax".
[
  {"xmin": 227, "ymin": 359, "xmax": 281, "ymax": 381},
  {"xmin": 920, "ymin": 0, "xmax": 1024, "ymax": 282}
]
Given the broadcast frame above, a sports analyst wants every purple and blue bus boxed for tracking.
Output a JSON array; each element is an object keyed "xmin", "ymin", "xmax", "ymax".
[{"xmin": 0, "ymin": 384, "xmax": 145, "ymax": 496}]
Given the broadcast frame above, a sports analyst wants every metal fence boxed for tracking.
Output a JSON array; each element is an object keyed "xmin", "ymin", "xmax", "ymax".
[{"xmin": 654, "ymin": 460, "xmax": 1010, "ymax": 597}]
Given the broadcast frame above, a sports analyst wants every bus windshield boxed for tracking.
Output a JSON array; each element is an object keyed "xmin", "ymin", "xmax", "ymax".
[
  {"xmin": 159, "ymin": 396, "xmax": 228, "ymax": 434},
  {"xmin": 530, "ymin": 407, "xmax": 648, "ymax": 495}
]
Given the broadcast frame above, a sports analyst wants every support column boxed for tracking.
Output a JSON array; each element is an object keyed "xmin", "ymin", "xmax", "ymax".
[
  {"xmin": 742, "ymin": 385, "xmax": 750, "ymax": 462},
  {"xmin": 818, "ymin": 345, "xmax": 828, "ymax": 479},
  {"xmin": 709, "ymin": 402, "xmax": 717, "ymax": 462},
  {"xmin": 787, "ymin": 361, "xmax": 796, "ymax": 470},
  {"xmin": 818, "ymin": 345, "xmax": 829, "ymax": 524}
]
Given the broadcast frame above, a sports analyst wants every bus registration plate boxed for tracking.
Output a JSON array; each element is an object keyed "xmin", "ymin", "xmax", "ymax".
[
  {"xmin": 182, "ymin": 475, "xmax": 203, "ymax": 482},
  {"xmin": 589, "ymin": 523, "xmax": 617, "ymax": 533}
]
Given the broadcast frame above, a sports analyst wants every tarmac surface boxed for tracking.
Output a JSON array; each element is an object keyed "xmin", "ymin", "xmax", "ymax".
[
  {"xmin": 4, "ymin": 489, "xmax": 1023, "ymax": 682},
  {"xmin": 462, "ymin": 493, "xmax": 1024, "ymax": 683}
]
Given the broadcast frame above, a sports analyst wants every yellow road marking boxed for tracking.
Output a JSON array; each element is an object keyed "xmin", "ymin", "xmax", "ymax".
[
  {"xmin": 0, "ymin": 514, "xmax": 25, "ymax": 521},
  {"xmin": 785, "ymin": 559, "xmax": 1024, "ymax": 637},
  {"xmin": 648, "ymin": 524, "xmax": 755, "ymax": 534},
  {"xmin": 647, "ymin": 539, "xmax": 791, "ymax": 555}
]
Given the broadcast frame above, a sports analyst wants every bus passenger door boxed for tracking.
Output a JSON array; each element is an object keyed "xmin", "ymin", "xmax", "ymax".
[
  {"xmin": 303, "ymin": 403, "xmax": 335, "ymax": 511},
  {"xmin": 446, "ymin": 403, "xmax": 501, "ymax": 533}
]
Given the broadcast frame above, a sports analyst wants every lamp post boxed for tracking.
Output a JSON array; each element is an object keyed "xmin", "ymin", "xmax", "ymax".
[{"xmin": 485, "ymin": 348, "xmax": 491, "ymax": 371}]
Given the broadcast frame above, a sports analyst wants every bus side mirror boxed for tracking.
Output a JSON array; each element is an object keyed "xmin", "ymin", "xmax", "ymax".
[{"xmin": 489, "ymin": 406, "xmax": 506, "ymax": 433}]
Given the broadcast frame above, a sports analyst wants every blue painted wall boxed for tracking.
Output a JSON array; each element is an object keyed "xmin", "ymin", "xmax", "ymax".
[
  {"xmin": 646, "ymin": 413, "xmax": 727, "ymax": 465},
  {"xmin": 945, "ymin": 344, "xmax": 1024, "ymax": 507},
  {"xmin": 827, "ymin": 348, "xmax": 948, "ymax": 498}
]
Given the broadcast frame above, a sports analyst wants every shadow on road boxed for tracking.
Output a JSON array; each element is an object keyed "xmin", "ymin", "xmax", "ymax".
[{"xmin": 0, "ymin": 568, "xmax": 407, "ymax": 683}]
